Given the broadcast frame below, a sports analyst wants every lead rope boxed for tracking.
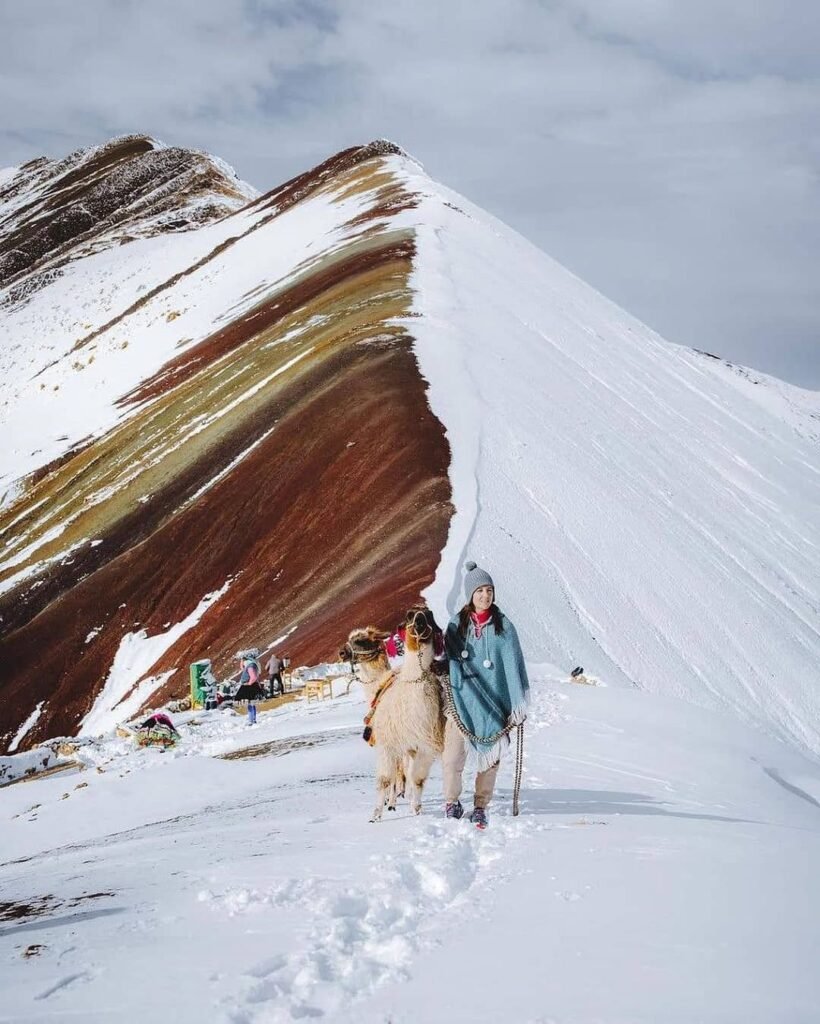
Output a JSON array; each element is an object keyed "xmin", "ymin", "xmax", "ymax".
[
  {"xmin": 443, "ymin": 680, "xmax": 525, "ymax": 817},
  {"xmin": 512, "ymin": 722, "xmax": 524, "ymax": 817}
]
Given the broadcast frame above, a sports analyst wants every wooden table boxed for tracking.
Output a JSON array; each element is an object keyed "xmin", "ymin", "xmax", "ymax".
[{"xmin": 303, "ymin": 678, "xmax": 334, "ymax": 701}]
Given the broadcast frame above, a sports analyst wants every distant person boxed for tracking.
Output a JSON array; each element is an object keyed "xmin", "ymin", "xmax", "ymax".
[
  {"xmin": 267, "ymin": 652, "xmax": 285, "ymax": 697},
  {"xmin": 443, "ymin": 561, "xmax": 530, "ymax": 829},
  {"xmin": 233, "ymin": 654, "xmax": 264, "ymax": 701}
]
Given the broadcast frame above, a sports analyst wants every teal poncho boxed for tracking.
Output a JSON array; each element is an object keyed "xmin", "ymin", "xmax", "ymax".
[{"xmin": 445, "ymin": 612, "xmax": 530, "ymax": 771}]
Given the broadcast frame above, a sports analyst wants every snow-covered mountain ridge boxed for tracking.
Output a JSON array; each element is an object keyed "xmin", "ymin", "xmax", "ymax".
[
  {"xmin": 406, "ymin": 174, "xmax": 820, "ymax": 758},
  {"xmin": 0, "ymin": 133, "xmax": 255, "ymax": 294},
  {"xmin": 1, "ymin": 136, "xmax": 819, "ymax": 759}
]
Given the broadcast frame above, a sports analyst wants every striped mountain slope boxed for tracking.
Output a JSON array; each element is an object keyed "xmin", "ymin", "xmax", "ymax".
[{"xmin": 0, "ymin": 138, "xmax": 451, "ymax": 749}]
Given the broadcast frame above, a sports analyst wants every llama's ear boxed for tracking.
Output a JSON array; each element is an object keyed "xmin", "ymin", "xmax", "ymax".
[{"xmin": 367, "ymin": 626, "xmax": 391, "ymax": 641}]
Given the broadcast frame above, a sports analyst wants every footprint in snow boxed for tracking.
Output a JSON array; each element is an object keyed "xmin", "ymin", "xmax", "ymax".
[{"xmin": 227, "ymin": 815, "xmax": 533, "ymax": 1021}]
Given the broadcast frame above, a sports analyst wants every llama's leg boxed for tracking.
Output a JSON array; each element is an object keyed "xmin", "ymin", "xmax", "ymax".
[
  {"xmin": 386, "ymin": 760, "xmax": 405, "ymax": 812},
  {"xmin": 409, "ymin": 751, "xmax": 436, "ymax": 815},
  {"xmin": 371, "ymin": 750, "xmax": 393, "ymax": 822}
]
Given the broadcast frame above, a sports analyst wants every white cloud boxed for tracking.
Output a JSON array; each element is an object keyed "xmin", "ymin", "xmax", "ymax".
[{"xmin": 1, "ymin": 0, "xmax": 818, "ymax": 386}]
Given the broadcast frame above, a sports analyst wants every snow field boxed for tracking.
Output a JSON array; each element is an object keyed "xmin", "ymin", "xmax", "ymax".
[{"xmin": 3, "ymin": 671, "xmax": 820, "ymax": 1023}]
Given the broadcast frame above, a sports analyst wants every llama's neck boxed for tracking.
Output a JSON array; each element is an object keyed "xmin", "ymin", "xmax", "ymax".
[
  {"xmin": 399, "ymin": 643, "xmax": 433, "ymax": 681},
  {"xmin": 357, "ymin": 660, "xmax": 391, "ymax": 699}
]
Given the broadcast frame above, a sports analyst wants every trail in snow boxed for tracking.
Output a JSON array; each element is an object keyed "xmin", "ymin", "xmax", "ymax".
[
  {"xmin": 219, "ymin": 820, "xmax": 529, "ymax": 1023},
  {"xmin": 3, "ymin": 671, "xmax": 819, "ymax": 1023}
]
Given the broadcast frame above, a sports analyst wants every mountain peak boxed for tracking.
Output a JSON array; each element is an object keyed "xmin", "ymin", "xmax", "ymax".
[{"xmin": 0, "ymin": 133, "xmax": 256, "ymax": 294}]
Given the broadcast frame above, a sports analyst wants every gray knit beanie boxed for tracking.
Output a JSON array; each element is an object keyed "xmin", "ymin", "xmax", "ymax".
[{"xmin": 464, "ymin": 560, "xmax": 494, "ymax": 602}]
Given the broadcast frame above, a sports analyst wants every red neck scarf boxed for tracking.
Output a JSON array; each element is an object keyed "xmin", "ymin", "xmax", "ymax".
[{"xmin": 470, "ymin": 609, "xmax": 491, "ymax": 638}]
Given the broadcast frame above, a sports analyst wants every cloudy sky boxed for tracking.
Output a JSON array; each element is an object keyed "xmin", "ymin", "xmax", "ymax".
[{"xmin": 2, "ymin": 0, "xmax": 818, "ymax": 387}]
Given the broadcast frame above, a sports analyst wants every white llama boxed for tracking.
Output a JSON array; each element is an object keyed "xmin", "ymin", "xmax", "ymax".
[
  {"xmin": 363, "ymin": 608, "xmax": 445, "ymax": 821},
  {"xmin": 341, "ymin": 626, "xmax": 407, "ymax": 812}
]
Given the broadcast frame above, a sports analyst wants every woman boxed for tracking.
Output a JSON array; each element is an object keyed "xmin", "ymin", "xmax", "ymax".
[
  {"xmin": 443, "ymin": 560, "xmax": 529, "ymax": 829},
  {"xmin": 233, "ymin": 654, "xmax": 264, "ymax": 701}
]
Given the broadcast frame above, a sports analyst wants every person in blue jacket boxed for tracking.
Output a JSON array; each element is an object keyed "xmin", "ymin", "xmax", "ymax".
[{"xmin": 443, "ymin": 561, "xmax": 529, "ymax": 828}]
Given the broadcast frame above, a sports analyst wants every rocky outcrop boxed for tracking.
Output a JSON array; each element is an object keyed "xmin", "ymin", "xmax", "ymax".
[{"xmin": 0, "ymin": 134, "xmax": 255, "ymax": 294}]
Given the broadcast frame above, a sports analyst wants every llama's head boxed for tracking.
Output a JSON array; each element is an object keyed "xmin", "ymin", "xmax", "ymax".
[
  {"xmin": 340, "ymin": 627, "xmax": 390, "ymax": 673},
  {"xmin": 403, "ymin": 606, "xmax": 438, "ymax": 652}
]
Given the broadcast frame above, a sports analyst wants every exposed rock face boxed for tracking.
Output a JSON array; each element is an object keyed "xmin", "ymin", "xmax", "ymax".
[
  {"xmin": 0, "ymin": 134, "xmax": 255, "ymax": 294},
  {"xmin": 0, "ymin": 138, "xmax": 452, "ymax": 750}
]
